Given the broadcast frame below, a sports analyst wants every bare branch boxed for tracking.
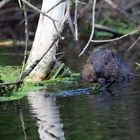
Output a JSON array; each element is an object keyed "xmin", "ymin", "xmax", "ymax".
[
  {"xmin": 91, "ymin": 26, "xmax": 140, "ymax": 43},
  {"xmin": 46, "ymin": 0, "xmax": 65, "ymax": 13},
  {"xmin": 74, "ymin": 0, "xmax": 78, "ymax": 41},
  {"xmin": 19, "ymin": 3, "xmax": 29, "ymax": 80},
  {"xmin": 18, "ymin": 0, "xmax": 22, "ymax": 8},
  {"xmin": 127, "ymin": 36, "xmax": 140, "ymax": 51},
  {"xmin": 60, "ymin": 0, "xmax": 71, "ymax": 29},
  {"xmin": 53, "ymin": 20, "xmax": 61, "ymax": 38},
  {"xmin": 21, "ymin": 0, "xmax": 57, "ymax": 21},
  {"xmin": 79, "ymin": 0, "xmax": 97, "ymax": 57}
]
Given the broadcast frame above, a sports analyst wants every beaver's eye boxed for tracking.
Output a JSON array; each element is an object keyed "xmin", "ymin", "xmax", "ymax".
[{"xmin": 104, "ymin": 62, "xmax": 108, "ymax": 65}]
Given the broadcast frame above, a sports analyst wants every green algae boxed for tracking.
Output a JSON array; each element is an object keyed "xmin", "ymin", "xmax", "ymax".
[
  {"xmin": 0, "ymin": 66, "xmax": 100, "ymax": 102},
  {"xmin": 0, "ymin": 66, "xmax": 21, "ymax": 82}
]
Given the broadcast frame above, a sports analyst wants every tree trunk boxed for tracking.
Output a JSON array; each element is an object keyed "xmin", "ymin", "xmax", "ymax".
[{"xmin": 26, "ymin": 0, "xmax": 68, "ymax": 82}]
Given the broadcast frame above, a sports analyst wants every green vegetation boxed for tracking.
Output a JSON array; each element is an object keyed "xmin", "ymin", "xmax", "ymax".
[
  {"xmin": 97, "ymin": 18, "xmax": 135, "ymax": 33},
  {"xmin": 0, "ymin": 66, "xmax": 100, "ymax": 102},
  {"xmin": 136, "ymin": 62, "xmax": 140, "ymax": 69},
  {"xmin": 0, "ymin": 66, "xmax": 20, "ymax": 82},
  {"xmin": 95, "ymin": 18, "xmax": 136, "ymax": 39}
]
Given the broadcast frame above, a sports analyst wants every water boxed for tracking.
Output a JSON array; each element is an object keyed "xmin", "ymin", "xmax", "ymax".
[
  {"xmin": 0, "ymin": 101, "xmax": 39, "ymax": 140},
  {"xmin": 0, "ymin": 41, "xmax": 140, "ymax": 140},
  {"xmin": 0, "ymin": 77, "xmax": 140, "ymax": 140},
  {"xmin": 0, "ymin": 47, "xmax": 24, "ymax": 66}
]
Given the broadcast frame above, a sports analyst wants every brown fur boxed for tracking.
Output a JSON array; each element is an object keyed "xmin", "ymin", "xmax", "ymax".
[{"xmin": 82, "ymin": 49, "xmax": 133, "ymax": 83}]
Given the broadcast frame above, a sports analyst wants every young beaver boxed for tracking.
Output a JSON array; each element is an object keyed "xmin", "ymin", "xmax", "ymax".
[{"xmin": 82, "ymin": 49, "xmax": 133, "ymax": 84}]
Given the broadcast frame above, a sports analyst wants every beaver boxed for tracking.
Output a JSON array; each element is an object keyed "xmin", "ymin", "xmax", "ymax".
[{"xmin": 82, "ymin": 49, "xmax": 133, "ymax": 84}]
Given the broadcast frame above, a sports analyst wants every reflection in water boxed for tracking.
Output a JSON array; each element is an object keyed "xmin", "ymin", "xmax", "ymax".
[
  {"xmin": 28, "ymin": 91, "xmax": 65, "ymax": 140},
  {"xmin": 108, "ymin": 80, "xmax": 133, "ymax": 96},
  {"xmin": 56, "ymin": 77, "xmax": 140, "ymax": 140},
  {"xmin": 0, "ymin": 77, "xmax": 140, "ymax": 140}
]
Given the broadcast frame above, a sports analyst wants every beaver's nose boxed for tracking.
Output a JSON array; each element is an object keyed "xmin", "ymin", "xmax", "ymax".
[{"xmin": 96, "ymin": 71, "xmax": 102, "ymax": 76}]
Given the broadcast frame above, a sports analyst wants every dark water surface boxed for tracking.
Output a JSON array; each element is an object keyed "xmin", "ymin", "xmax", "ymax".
[
  {"xmin": 0, "ymin": 47, "xmax": 24, "ymax": 66},
  {"xmin": 0, "ymin": 77, "xmax": 140, "ymax": 140}
]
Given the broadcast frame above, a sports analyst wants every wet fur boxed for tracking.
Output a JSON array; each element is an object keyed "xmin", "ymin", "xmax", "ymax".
[{"xmin": 82, "ymin": 49, "xmax": 133, "ymax": 83}]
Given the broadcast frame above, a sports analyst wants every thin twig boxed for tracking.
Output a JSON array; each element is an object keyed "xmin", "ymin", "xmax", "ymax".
[
  {"xmin": 127, "ymin": 36, "xmax": 140, "ymax": 51},
  {"xmin": 53, "ymin": 20, "xmax": 61, "ymax": 38},
  {"xmin": 51, "ymin": 2, "xmax": 69, "ymax": 39},
  {"xmin": 21, "ymin": 0, "xmax": 57, "ymax": 21},
  {"xmin": 79, "ymin": 0, "xmax": 97, "ymax": 57},
  {"xmin": 67, "ymin": 1, "xmax": 80, "ymax": 47},
  {"xmin": 19, "ymin": 3, "xmax": 29, "ymax": 80},
  {"xmin": 46, "ymin": 0, "xmax": 65, "ymax": 13},
  {"xmin": 91, "ymin": 26, "xmax": 140, "ymax": 43},
  {"xmin": 18, "ymin": 0, "xmax": 22, "ymax": 8},
  {"xmin": 74, "ymin": 0, "xmax": 78, "ymax": 41},
  {"xmin": 60, "ymin": 0, "xmax": 71, "ymax": 29}
]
